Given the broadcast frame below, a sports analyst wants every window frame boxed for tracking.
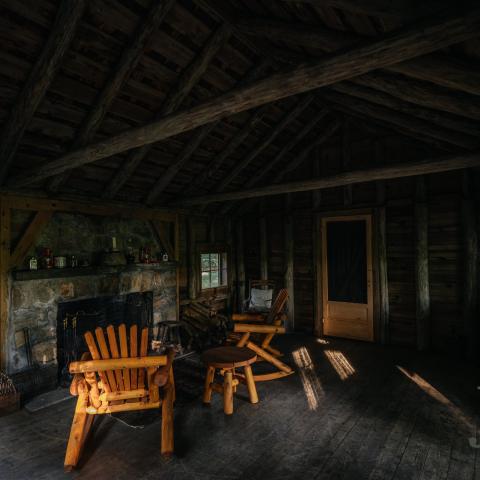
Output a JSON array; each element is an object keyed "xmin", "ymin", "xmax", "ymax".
[{"xmin": 197, "ymin": 243, "xmax": 229, "ymax": 294}]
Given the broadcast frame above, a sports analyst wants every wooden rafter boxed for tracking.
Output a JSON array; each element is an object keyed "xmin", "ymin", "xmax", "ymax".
[
  {"xmin": 234, "ymin": 17, "xmax": 480, "ymax": 100},
  {"xmin": 0, "ymin": 0, "xmax": 86, "ymax": 185},
  {"xmin": 48, "ymin": 0, "xmax": 176, "ymax": 192},
  {"xmin": 222, "ymin": 117, "xmax": 340, "ymax": 215},
  {"xmin": 10, "ymin": 211, "xmax": 53, "ymax": 270},
  {"xmin": 319, "ymin": 90, "xmax": 478, "ymax": 150},
  {"xmin": 172, "ymin": 151, "xmax": 480, "ymax": 206},
  {"xmin": 101, "ymin": 23, "xmax": 231, "ymax": 199},
  {"xmin": 213, "ymin": 94, "xmax": 314, "ymax": 193},
  {"xmin": 145, "ymin": 60, "xmax": 271, "ymax": 205},
  {"xmin": 279, "ymin": 0, "xmax": 454, "ymax": 20},
  {"xmin": 333, "ymin": 82, "xmax": 480, "ymax": 138},
  {"xmin": 7, "ymin": 6, "xmax": 480, "ymax": 189}
]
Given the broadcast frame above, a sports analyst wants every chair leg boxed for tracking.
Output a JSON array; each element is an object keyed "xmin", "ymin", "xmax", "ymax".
[
  {"xmin": 223, "ymin": 370, "xmax": 234, "ymax": 415},
  {"xmin": 203, "ymin": 366, "xmax": 215, "ymax": 404},
  {"xmin": 161, "ymin": 383, "xmax": 174, "ymax": 457},
  {"xmin": 64, "ymin": 394, "xmax": 91, "ymax": 471},
  {"xmin": 244, "ymin": 365, "xmax": 259, "ymax": 404}
]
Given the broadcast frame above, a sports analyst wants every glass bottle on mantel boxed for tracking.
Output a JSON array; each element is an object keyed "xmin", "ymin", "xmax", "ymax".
[
  {"xmin": 42, "ymin": 248, "xmax": 53, "ymax": 269},
  {"xmin": 29, "ymin": 256, "xmax": 38, "ymax": 270}
]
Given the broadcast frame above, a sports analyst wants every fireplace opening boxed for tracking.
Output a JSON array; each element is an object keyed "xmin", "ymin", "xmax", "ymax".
[{"xmin": 56, "ymin": 292, "xmax": 153, "ymax": 386}]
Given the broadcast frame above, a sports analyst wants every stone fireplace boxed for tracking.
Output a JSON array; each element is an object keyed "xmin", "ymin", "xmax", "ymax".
[{"xmin": 7, "ymin": 264, "xmax": 177, "ymax": 393}]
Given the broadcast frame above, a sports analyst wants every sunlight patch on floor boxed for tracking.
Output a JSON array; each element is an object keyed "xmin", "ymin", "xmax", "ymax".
[
  {"xmin": 324, "ymin": 350, "xmax": 355, "ymax": 380},
  {"xmin": 292, "ymin": 347, "xmax": 324, "ymax": 411},
  {"xmin": 396, "ymin": 365, "xmax": 474, "ymax": 431}
]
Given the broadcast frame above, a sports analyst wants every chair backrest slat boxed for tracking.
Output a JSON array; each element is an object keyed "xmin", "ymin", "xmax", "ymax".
[
  {"xmin": 118, "ymin": 324, "xmax": 131, "ymax": 390},
  {"xmin": 94, "ymin": 327, "xmax": 118, "ymax": 392},
  {"xmin": 106, "ymin": 325, "xmax": 125, "ymax": 391},
  {"xmin": 84, "ymin": 331, "xmax": 111, "ymax": 393},
  {"xmin": 137, "ymin": 327, "xmax": 149, "ymax": 389},
  {"xmin": 130, "ymin": 324, "xmax": 138, "ymax": 389},
  {"xmin": 266, "ymin": 289, "xmax": 289, "ymax": 324}
]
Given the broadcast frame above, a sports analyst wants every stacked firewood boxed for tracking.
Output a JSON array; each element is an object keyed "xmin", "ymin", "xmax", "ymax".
[{"xmin": 180, "ymin": 301, "xmax": 229, "ymax": 352}]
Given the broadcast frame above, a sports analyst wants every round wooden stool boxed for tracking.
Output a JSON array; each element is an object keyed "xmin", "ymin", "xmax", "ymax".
[{"xmin": 202, "ymin": 346, "xmax": 258, "ymax": 415}]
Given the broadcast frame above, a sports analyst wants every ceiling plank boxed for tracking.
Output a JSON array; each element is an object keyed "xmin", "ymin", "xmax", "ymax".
[
  {"xmin": 47, "ymin": 0, "xmax": 176, "ymax": 192},
  {"xmin": 7, "ymin": 6, "xmax": 480, "ymax": 189},
  {"xmin": 0, "ymin": 0, "xmax": 86, "ymax": 184},
  {"xmin": 172, "ymin": 151, "xmax": 480, "ymax": 206},
  {"xmin": 101, "ymin": 23, "xmax": 232, "ymax": 199}
]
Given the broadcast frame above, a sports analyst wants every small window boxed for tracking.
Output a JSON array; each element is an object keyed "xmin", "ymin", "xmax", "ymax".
[{"xmin": 201, "ymin": 252, "xmax": 228, "ymax": 290}]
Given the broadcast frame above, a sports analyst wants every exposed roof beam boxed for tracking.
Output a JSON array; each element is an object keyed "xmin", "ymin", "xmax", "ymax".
[
  {"xmin": 8, "ymin": 6, "xmax": 480, "ymax": 189},
  {"xmin": 213, "ymin": 94, "xmax": 314, "ymax": 193},
  {"xmin": 144, "ymin": 123, "xmax": 216, "ymax": 205},
  {"xmin": 222, "ymin": 117, "xmax": 340, "ymax": 215},
  {"xmin": 0, "ymin": 0, "xmax": 86, "ymax": 184},
  {"xmin": 279, "ymin": 0, "xmax": 455, "ymax": 20},
  {"xmin": 319, "ymin": 90, "xmax": 478, "ymax": 150},
  {"xmin": 47, "ymin": 0, "xmax": 176, "ymax": 192},
  {"xmin": 148, "ymin": 60, "xmax": 271, "ymax": 203},
  {"xmin": 352, "ymin": 71, "xmax": 480, "ymax": 122},
  {"xmin": 172, "ymin": 151, "xmax": 480, "ymax": 206},
  {"xmin": 234, "ymin": 17, "xmax": 480, "ymax": 98},
  {"xmin": 101, "ymin": 23, "xmax": 232, "ymax": 199},
  {"xmin": 334, "ymin": 82, "xmax": 480, "ymax": 138}
]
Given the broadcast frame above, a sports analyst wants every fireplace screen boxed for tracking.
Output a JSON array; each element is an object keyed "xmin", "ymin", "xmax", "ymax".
[{"xmin": 56, "ymin": 292, "xmax": 153, "ymax": 385}]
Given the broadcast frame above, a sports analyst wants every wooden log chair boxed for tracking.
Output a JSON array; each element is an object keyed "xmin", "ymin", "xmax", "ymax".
[
  {"xmin": 64, "ymin": 324, "xmax": 175, "ymax": 471},
  {"xmin": 231, "ymin": 288, "xmax": 294, "ymax": 382}
]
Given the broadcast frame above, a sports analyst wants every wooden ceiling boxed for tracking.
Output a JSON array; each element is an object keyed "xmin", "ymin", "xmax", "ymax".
[{"xmin": 0, "ymin": 0, "xmax": 479, "ymax": 211}]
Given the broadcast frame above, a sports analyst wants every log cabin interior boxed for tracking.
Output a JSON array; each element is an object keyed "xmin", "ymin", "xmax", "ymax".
[{"xmin": 0, "ymin": 0, "xmax": 479, "ymax": 478}]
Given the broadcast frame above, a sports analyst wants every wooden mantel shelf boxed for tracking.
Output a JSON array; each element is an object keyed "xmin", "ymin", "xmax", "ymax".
[{"xmin": 12, "ymin": 262, "xmax": 178, "ymax": 282}]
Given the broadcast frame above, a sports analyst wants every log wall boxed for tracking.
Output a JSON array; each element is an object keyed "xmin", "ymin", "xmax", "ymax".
[{"xmin": 233, "ymin": 134, "xmax": 479, "ymax": 355}]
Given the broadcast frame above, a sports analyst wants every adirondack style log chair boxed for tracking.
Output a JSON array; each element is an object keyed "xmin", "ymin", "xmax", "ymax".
[
  {"xmin": 64, "ymin": 324, "xmax": 175, "ymax": 471},
  {"xmin": 231, "ymin": 288, "xmax": 294, "ymax": 382}
]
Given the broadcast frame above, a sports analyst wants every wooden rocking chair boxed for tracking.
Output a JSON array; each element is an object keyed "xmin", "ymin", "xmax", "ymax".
[
  {"xmin": 231, "ymin": 288, "xmax": 294, "ymax": 382},
  {"xmin": 64, "ymin": 324, "xmax": 175, "ymax": 471}
]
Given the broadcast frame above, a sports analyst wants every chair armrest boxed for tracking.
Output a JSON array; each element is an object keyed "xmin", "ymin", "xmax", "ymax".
[
  {"xmin": 154, "ymin": 348, "xmax": 175, "ymax": 388},
  {"xmin": 69, "ymin": 356, "xmax": 167, "ymax": 374},
  {"xmin": 232, "ymin": 313, "xmax": 265, "ymax": 322},
  {"xmin": 234, "ymin": 323, "xmax": 286, "ymax": 334}
]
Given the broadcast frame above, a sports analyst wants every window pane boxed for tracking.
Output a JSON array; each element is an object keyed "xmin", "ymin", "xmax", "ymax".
[
  {"xmin": 201, "ymin": 271, "xmax": 211, "ymax": 289},
  {"xmin": 210, "ymin": 253, "xmax": 219, "ymax": 269},
  {"xmin": 201, "ymin": 254, "xmax": 211, "ymax": 271},
  {"xmin": 210, "ymin": 270, "xmax": 219, "ymax": 287}
]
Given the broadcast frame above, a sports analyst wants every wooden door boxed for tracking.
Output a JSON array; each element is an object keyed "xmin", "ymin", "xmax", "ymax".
[{"xmin": 321, "ymin": 214, "xmax": 374, "ymax": 341}]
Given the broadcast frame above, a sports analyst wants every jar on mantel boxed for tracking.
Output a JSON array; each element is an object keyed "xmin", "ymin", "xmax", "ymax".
[
  {"xmin": 42, "ymin": 248, "xmax": 53, "ymax": 269},
  {"xmin": 29, "ymin": 256, "xmax": 38, "ymax": 270}
]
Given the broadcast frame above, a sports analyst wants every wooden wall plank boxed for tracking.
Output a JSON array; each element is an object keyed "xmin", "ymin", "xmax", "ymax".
[
  {"xmin": 284, "ymin": 194, "xmax": 295, "ymax": 331},
  {"xmin": 0, "ymin": 197, "xmax": 11, "ymax": 370}
]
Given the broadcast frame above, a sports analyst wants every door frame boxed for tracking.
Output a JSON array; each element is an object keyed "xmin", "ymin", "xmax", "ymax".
[{"xmin": 318, "ymin": 212, "xmax": 374, "ymax": 342}]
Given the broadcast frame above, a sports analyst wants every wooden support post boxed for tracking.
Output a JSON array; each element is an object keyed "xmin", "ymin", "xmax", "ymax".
[
  {"xmin": 0, "ymin": 197, "xmax": 11, "ymax": 370},
  {"xmin": 284, "ymin": 194, "xmax": 295, "ymax": 332},
  {"xmin": 236, "ymin": 219, "xmax": 246, "ymax": 312},
  {"xmin": 174, "ymin": 214, "xmax": 181, "ymax": 322},
  {"xmin": 461, "ymin": 171, "xmax": 478, "ymax": 360},
  {"xmin": 226, "ymin": 218, "xmax": 237, "ymax": 311},
  {"xmin": 414, "ymin": 176, "xmax": 430, "ymax": 351},
  {"xmin": 342, "ymin": 119, "xmax": 352, "ymax": 206},
  {"xmin": 375, "ymin": 141, "xmax": 390, "ymax": 344},
  {"xmin": 187, "ymin": 217, "xmax": 198, "ymax": 301},
  {"xmin": 259, "ymin": 203, "xmax": 268, "ymax": 281},
  {"xmin": 313, "ymin": 146, "xmax": 323, "ymax": 337}
]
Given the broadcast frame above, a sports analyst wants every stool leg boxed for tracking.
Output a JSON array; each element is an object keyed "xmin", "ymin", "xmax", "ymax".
[
  {"xmin": 244, "ymin": 365, "xmax": 258, "ymax": 404},
  {"xmin": 223, "ymin": 370, "xmax": 234, "ymax": 415},
  {"xmin": 203, "ymin": 366, "xmax": 215, "ymax": 404}
]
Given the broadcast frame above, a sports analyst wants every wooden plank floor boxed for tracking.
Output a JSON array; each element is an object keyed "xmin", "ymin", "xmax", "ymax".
[{"xmin": 0, "ymin": 334, "xmax": 478, "ymax": 480}]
